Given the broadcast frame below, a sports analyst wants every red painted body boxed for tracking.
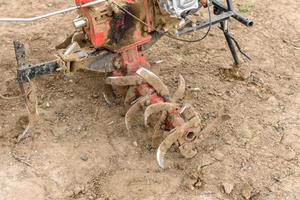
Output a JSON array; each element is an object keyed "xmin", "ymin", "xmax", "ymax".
[
  {"xmin": 75, "ymin": 0, "xmax": 182, "ymax": 133},
  {"xmin": 75, "ymin": 0, "xmax": 110, "ymax": 47}
]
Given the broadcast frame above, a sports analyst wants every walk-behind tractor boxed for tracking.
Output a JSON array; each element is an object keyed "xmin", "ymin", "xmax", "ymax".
[{"xmin": 0, "ymin": 0, "xmax": 252, "ymax": 168}]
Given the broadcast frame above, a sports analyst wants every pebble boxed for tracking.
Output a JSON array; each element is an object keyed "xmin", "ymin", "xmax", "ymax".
[
  {"xmin": 133, "ymin": 141, "xmax": 138, "ymax": 147},
  {"xmin": 241, "ymin": 183, "xmax": 253, "ymax": 200},
  {"xmin": 80, "ymin": 153, "xmax": 89, "ymax": 161},
  {"xmin": 222, "ymin": 182, "xmax": 234, "ymax": 194}
]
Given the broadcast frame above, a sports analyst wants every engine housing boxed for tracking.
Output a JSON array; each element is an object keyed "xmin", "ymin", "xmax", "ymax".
[{"xmin": 159, "ymin": 0, "xmax": 200, "ymax": 18}]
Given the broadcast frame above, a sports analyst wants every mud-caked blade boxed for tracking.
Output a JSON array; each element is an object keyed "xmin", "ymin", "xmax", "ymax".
[
  {"xmin": 156, "ymin": 115, "xmax": 201, "ymax": 168},
  {"xmin": 125, "ymin": 96, "xmax": 149, "ymax": 130},
  {"xmin": 105, "ymin": 75, "xmax": 143, "ymax": 86},
  {"xmin": 136, "ymin": 68, "xmax": 170, "ymax": 98},
  {"xmin": 171, "ymin": 75, "xmax": 186, "ymax": 102}
]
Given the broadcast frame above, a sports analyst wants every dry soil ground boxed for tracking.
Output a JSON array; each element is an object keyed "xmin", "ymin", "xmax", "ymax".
[{"xmin": 0, "ymin": 0, "xmax": 299, "ymax": 200}]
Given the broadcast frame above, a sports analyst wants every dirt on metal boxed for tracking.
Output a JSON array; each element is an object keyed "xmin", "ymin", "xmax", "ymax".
[{"xmin": 0, "ymin": 0, "xmax": 300, "ymax": 200}]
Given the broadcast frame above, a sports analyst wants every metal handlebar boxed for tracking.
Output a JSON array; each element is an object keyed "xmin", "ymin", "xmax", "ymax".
[{"xmin": 0, "ymin": 0, "xmax": 106, "ymax": 23}]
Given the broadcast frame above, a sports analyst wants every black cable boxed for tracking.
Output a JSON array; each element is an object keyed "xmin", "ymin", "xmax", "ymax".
[
  {"xmin": 112, "ymin": 0, "xmax": 212, "ymax": 43},
  {"xmin": 227, "ymin": 33, "xmax": 251, "ymax": 60},
  {"xmin": 164, "ymin": 0, "xmax": 212, "ymax": 43}
]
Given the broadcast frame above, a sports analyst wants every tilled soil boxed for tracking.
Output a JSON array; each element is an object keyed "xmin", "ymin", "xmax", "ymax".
[{"xmin": 0, "ymin": 0, "xmax": 299, "ymax": 200}]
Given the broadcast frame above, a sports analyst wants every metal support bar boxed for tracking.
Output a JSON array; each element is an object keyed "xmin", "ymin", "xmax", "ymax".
[
  {"xmin": 226, "ymin": 0, "xmax": 233, "ymax": 11},
  {"xmin": 212, "ymin": 0, "xmax": 253, "ymax": 27},
  {"xmin": 177, "ymin": 0, "xmax": 252, "ymax": 35},
  {"xmin": 177, "ymin": 11, "xmax": 234, "ymax": 35},
  {"xmin": 17, "ymin": 61, "xmax": 60, "ymax": 82},
  {"xmin": 14, "ymin": 41, "xmax": 29, "ymax": 102},
  {"xmin": 220, "ymin": 21, "xmax": 240, "ymax": 66}
]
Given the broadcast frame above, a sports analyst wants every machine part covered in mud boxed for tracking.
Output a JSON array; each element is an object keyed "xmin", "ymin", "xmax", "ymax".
[
  {"xmin": 108, "ymin": 67, "xmax": 202, "ymax": 168},
  {"xmin": 2, "ymin": 0, "xmax": 252, "ymax": 168}
]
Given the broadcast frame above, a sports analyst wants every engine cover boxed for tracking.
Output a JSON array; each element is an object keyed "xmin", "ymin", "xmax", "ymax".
[{"xmin": 159, "ymin": 0, "xmax": 200, "ymax": 18}]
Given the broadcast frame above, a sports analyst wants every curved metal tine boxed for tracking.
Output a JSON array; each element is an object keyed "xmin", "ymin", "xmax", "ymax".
[
  {"xmin": 124, "ymin": 86, "xmax": 138, "ymax": 112},
  {"xmin": 102, "ymin": 84, "xmax": 116, "ymax": 106},
  {"xmin": 157, "ymin": 128, "xmax": 181, "ymax": 169},
  {"xmin": 136, "ymin": 68, "xmax": 170, "ymax": 98},
  {"xmin": 171, "ymin": 75, "xmax": 186, "ymax": 102},
  {"xmin": 156, "ymin": 115, "xmax": 201, "ymax": 168},
  {"xmin": 125, "ymin": 95, "xmax": 149, "ymax": 131},
  {"xmin": 144, "ymin": 102, "xmax": 178, "ymax": 127},
  {"xmin": 105, "ymin": 75, "xmax": 143, "ymax": 86},
  {"xmin": 152, "ymin": 111, "xmax": 168, "ymax": 141}
]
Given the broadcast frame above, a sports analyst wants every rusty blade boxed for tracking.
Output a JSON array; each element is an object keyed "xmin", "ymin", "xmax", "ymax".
[
  {"xmin": 156, "ymin": 115, "xmax": 201, "ymax": 168},
  {"xmin": 124, "ymin": 86, "xmax": 138, "ymax": 111},
  {"xmin": 125, "ymin": 96, "xmax": 149, "ymax": 130},
  {"xmin": 171, "ymin": 75, "xmax": 186, "ymax": 102},
  {"xmin": 102, "ymin": 84, "xmax": 116, "ymax": 105},
  {"xmin": 105, "ymin": 75, "xmax": 143, "ymax": 86},
  {"xmin": 136, "ymin": 68, "xmax": 170, "ymax": 98},
  {"xmin": 144, "ymin": 102, "xmax": 178, "ymax": 127},
  {"xmin": 157, "ymin": 128, "xmax": 181, "ymax": 169}
]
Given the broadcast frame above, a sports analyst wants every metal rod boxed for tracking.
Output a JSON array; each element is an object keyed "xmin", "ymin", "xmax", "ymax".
[
  {"xmin": 212, "ymin": 0, "xmax": 253, "ymax": 27},
  {"xmin": 177, "ymin": 11, "xmax": 234, "ymax": 35},
  {"xmin": 226, "ymin": 0, "xmax": 233, "ymax": 11},
  {"xmin": 0, "ymin": 0, "xmax": 106, "ymax": 23},
  {"xmin": 221, "ymin": 21, "xmax": 240, "ymax": 66}
]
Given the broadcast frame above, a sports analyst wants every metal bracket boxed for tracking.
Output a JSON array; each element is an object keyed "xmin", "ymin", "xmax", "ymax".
[
  {"xmin": 14, "ymin": 41, "xmax": 59, "ymax": 82},
  {"xmin": 14, "ymin": 41, "xmax": 118, "ymax": 83},
  {"xmin": 177, "ymin": 0, "xmax": 253, "ymax": 35}
]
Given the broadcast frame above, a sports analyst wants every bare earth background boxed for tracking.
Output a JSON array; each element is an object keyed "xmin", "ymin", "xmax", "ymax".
[{"xmin": 0, "ymin": 0, "xmax": 299, "ymax": 199}]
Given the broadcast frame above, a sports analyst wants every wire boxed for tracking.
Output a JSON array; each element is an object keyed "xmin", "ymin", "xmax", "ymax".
[
  {"xmin": 164, "ymin": 0, "xmax": 212, "ymax": 43},
  {"xmin": 0, "ymin": 0, "xmax": 106, "ymax": 23},
  {"xmin": 227, "ymin": 33, "xmax": 251, "ymax": 60},
  {"xmin": 111, "ymin": 0, "xmax": 213, "ymax": 43},
  {"xmin": 0, "ymin": 0, "xmax": 213, "ymax": 43},
  {"xmin": 110, "ymin": 1, "xmax": 152, "ymax": 29}
]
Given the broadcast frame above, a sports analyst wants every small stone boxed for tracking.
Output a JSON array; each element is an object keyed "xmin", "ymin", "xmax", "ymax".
[
  {"xmin": 133, "ymin": 141, "xmax": 138, "ymax": 147},
  {"xmin": 74, "ymin": 142, "xmax": 80, "ymax": 148},
  {"xmin": 154, "ymin": 60, "xmax": 164, "ymax": 64},
  {"xmin": 80, "ymin": 153, "xmax": 89, "ymax": 161},
  {"xmin": 190, "ymin": 87, "xmax": 201, "ymax": 92},
  {"xmin": 222, "ymin": 182, "xmax": 234, "ymax": 194},
  {"xmin": 241, "ymin": 183, "xmax": 253, "ymax": 200}
]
